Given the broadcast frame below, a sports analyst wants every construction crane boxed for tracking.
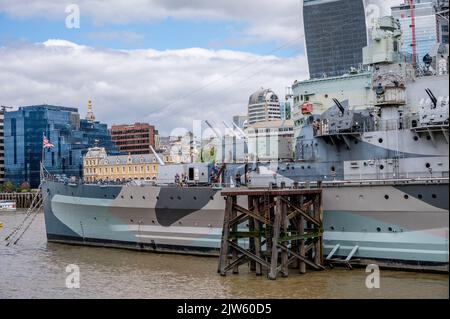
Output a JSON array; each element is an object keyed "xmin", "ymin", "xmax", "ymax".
[
  {"xmin": 408, "ymin": 0, "xmax": 417, "ymax": 67},
  {"xmin": 1, "ymin": 105, "xmax": 13, "ymax": 112}
]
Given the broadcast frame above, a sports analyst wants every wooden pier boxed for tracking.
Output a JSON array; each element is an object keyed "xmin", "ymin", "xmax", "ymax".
[
  {"xmin": 218, "ymin": 186, "xmax": 325, "ymax": 280},
  {"xmin": 0, "ymin": 192, "xmax": 42, "ymax": 209}
]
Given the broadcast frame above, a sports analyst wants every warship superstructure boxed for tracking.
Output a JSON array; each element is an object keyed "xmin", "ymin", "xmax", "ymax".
[{"xmin": 42, "ymin": 16, "xmax": 449, "ymax": 271}]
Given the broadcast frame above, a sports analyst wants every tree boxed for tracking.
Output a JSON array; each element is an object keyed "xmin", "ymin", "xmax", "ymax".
[
  {"xmin": 3, "ymin": 181, "xmax": 15, "ymax": 193},
  {"xmin": 20, "ymin": 181, "xmax": 30, "ymax": 192}
]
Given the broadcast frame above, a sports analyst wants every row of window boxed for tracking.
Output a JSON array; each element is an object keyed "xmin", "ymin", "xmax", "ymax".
[{"xmin": 85, "ymin": 165, "xmax": 157, "ymax": 174}]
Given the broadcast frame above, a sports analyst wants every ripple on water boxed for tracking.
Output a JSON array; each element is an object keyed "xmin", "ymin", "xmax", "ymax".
[{"xmin": 0, "ymin": 211, "xmax": 448, "ymax": 299}]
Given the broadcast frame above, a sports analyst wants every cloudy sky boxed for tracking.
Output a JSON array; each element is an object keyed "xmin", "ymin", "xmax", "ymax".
[{"xmin": 0, "ymin": 0, "xmax": 401, "ymax": 134}]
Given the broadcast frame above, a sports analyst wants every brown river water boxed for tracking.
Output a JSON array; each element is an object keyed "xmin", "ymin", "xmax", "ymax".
[{"xmin": 0, "ymin": 210, "xmax": 448, "ymax": 299}]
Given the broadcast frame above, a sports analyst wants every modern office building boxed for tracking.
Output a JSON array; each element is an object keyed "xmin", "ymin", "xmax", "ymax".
[
  {"xmin": 4, "ymin": 104, "xmax": 116, "ymax": 187},
  {"xmin": 0, "ymin": 109, "xmax": 5, "ymax": 184},
  {"xmin": 80, "ymin": 100, "xmax": 118, "ymax": 153},
  {"xmin": 436, "ymin": 0, "xmax": 449, "ymax": 44},
  {"xmin": 279, "ymin": 101, "xmax": 292, "ymax": 120},
  {"xmin": 246, "ymin": 120, "xmax": 295, "ymax": 162},
  {"xmin": 110, "ymin": 122, "xmax": 156, "ymax": 155},
  {"xmin": 303, "ymin": 0, "xmax": 368, "ymax": 79},
  {"xmin": 391, "ymin": 0, "xmax": 444, "ymax": 65},
  {"xmin": 247, "ymin": 88, "xmax": 281, "ymax": 125}
]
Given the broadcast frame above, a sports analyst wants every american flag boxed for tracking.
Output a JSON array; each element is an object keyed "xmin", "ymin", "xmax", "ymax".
[{"xmin": 43, "ymin": 134, "xmax": 54, "ymax": 149}]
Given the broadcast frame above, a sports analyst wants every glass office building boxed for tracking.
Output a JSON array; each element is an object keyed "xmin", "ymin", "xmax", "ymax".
[
  {"xmin": 392, "ymin": 1, "xmax": 439, "ymax": 65},
  {"xmin": 303, "ymin": 0, "xmax": 368, "ymax": 79},
  {"xmin": 80, "ymin": 119, "xmax": 118, "ymax": 154},
  {"xmin": 4, "ymin": 105, "xmax": 116, "ymax": 187}
]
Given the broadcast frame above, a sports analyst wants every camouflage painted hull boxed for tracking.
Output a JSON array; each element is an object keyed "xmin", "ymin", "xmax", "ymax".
[{"xmin": 42, "ymin": 180, "xmax": 448, "ymax": 271}]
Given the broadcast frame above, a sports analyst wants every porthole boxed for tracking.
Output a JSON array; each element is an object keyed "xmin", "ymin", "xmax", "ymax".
[
  {"xmin": 376, "ymin": 227, "xmax": 381, "ymax": 232},
  {"xmin": 378, "ymin": 138, "xmax": 383, "ymax": 143},
  {"xmin": 130, "ymin": 196, "xmax": 133, "ymax": 199},
  {"xmin": 413, "ymin": 136, "xmax": 419, "ymax": 141},
  {"xmin": 379, "ymin": 165, "xmax": 384, "ymax": 170},
  {"xmin": 325, "ymin": 94, "xmax": 328, "ymax": 98},
  {"xmin": 432, "ymin": 194, "xmax": 437, "ymax": 199},
  {"xmin": 418, "ymin": 194, "xmax": 423, "ymax": 199},
  {"xmin": 193, "ymin": 196, "xmax": 197, "ymax": 200},
  {"xmin": 388, "ymin": 227, "xmax": 393, "ymax": 232},
  {"xmin": 152, "ymin": 220, "xmax": 155, "ymax": 224},
  {"xmin": 156, "ymin": 196, "xmax": 159, "ymax": 200},
  {"xmin": 425, "ymin": 163, "xmax": 431, "ymax": 168},
  {"xmin": 404, "ymin": 194, "xmax": 409, "ymax": 199},
  {"xmin": 330, "ymin": 226, "xmax": 335, "ymax": 230},
  {"xmin": 142, "ymin": 196, "xmax": 146, "ymax": 200},
  {"xmin": 307, "ymin": 166, "xmax": 311, "ymax": 169},
  {"xmin": 331, "ymin": 166, "xmax": 335, "ymax": 172},
  {"xmin": 384, "ymin": 194, "xmax": 389, "ymax": 200},
  {"xmin": 210, "ymin": 196, "xmax": 214, "ymax": 200},
  {"xmin": 301, "ymin": 166, "xmax": 305, "ymax": 169},
  {"xmin": 121, "ymin": 195, "xmax": 124, "ymax": 199},
  {"xmin": 177, "ymin": 196, "xmax": 181, "ymax": 200},
  {"xmin": 170, "ymin": 196, "xmax": 174, "ymax": 200},
  {"xmin": 130, "ymin": 219, "xmax": 134, "ymax": 223}
]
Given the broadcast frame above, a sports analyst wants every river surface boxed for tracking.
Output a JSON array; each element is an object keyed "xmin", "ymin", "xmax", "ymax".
[{"xmin": 0, "ymin": 210, "xmax": 448, "ymax": 299}]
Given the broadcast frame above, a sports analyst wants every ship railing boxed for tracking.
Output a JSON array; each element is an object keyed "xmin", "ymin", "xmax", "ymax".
[
  {"xmin": 313, "ymin": 116, "xmax": 448, "ymax": 137},
  {"xmin": 319, "ymin": 176, "xmax": 448, "ymax": 187}
]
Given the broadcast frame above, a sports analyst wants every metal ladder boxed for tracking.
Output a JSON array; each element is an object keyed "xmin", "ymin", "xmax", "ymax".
[{"xmin": 325, "ymin": 244, "xmax": 360, "ymax": 269}]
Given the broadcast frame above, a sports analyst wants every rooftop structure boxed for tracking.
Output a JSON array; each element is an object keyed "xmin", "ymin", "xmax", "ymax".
[{"xmin": 247, "ymin": 88, "xmax": 281, "ymax": 125}]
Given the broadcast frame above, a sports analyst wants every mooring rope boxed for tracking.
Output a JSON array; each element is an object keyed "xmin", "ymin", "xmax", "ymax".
[{"xmin": 4, "ymin": 183, "xmax": 45, "ymax": 246}]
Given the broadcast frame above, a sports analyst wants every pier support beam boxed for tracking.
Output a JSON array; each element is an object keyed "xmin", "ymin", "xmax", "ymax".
[{"xmin": 218, "ymin": 188, "xmax": 324, "ymax": 280}]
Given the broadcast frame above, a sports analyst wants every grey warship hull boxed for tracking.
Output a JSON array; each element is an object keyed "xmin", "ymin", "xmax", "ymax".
[{"xmin": 43, "ymin": 178, "xmax": 449, "ymax": 271}]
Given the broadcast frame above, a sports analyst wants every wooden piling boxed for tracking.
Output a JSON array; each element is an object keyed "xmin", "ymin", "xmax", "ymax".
[
  {"xmin": 218, "ymin": 187, "xmax": 324, "ymax": 280},
  {"xmin": 0, "ymin": 192, "xmax": 42, "ymax": 209}
]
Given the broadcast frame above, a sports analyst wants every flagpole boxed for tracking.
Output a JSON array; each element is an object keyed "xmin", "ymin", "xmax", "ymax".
[{"xmin": 41, "ymin": 132, "xmax": 45, "ymax": 181}]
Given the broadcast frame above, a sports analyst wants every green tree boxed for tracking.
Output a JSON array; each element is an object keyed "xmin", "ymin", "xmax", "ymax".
[{"xmin": 4, "ymin": 181, "xmax": 15, "ymax": 193}]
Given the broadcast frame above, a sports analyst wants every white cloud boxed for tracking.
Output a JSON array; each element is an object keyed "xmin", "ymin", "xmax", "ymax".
[
  {"xmin": 0, "ymin": 40, "xmax": 307, "ymax": 135},
  {"xmin": 0, "ymin": 0, "xmax": 404, "ymax": 47}
]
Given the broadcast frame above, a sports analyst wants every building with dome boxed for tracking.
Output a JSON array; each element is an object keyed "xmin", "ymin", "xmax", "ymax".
[{"xmin": 247, "ymin": 88, "xmax": 281, "ymax": 125}]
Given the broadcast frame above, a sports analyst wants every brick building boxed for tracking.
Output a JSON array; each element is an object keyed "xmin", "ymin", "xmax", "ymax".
[{"xmin": 110, "ymin": 123, "xmax": 155, "ymax": 155}]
